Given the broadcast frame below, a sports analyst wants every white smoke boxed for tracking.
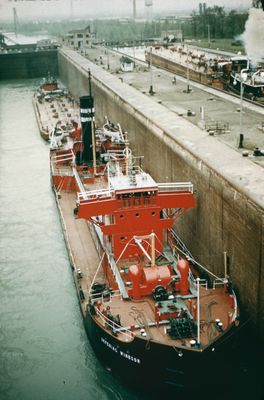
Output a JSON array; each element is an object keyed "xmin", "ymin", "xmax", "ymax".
[{"xmin": 243, "ymin": 8, "xmax": 264, "ymax": 65}]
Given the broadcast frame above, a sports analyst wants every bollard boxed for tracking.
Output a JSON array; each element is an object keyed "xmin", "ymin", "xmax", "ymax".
[{"xmin": 238, "ymin": 133, "xmax": 244, "ymax": 148}]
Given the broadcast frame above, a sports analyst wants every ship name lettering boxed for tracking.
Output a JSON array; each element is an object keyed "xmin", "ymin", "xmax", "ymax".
[
  {"xmin": 101, "ymin": 338, "xmax": 140, "ymax": 364},
  {"xmin": 120, "ymin": 350, "xmax": 141, "ymax": 364},
  {"xmin": 101, "ymin": 337, "xmax": 118, "ymax": 353}
]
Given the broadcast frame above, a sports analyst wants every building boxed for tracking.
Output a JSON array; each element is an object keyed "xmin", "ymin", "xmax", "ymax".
[
  {"xmin": 120, "ymin": 56, "xmax": 134, "ymax": 72},
  {"xmin": 62, "ymin": 26, "xmax": 93, "ymax": 50}
]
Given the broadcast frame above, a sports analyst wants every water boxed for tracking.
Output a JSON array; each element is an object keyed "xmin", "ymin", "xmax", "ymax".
[{"xmin": 0, "ymin": 79, "xmax": 143, "ymax": 400}]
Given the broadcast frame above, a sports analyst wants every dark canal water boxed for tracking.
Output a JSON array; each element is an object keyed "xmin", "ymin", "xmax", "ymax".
[{"xmin": 0, "ymin": 79, "xmax": 263, "ymax": 400}]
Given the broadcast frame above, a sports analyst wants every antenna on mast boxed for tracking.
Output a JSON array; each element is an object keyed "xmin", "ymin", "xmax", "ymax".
[
  {"xmin": 132, "ymin": 0, "xmax": 136, "ymax": 19},
  {"xmin": 88, "ymin": 69, "xmax": 92, "ymax": 96},
  {"xmin": 13, "ymin": 8, "xmax": 18, "ymax": 38},
  {"xmin": 70, "ymin": 0, "xmax": 73, "ymax": 19}
]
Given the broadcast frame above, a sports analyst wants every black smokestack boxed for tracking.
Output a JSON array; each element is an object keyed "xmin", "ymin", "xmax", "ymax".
[{"xmin": 79, "ymin": 95, "xmax": 94, "ymax": 164}]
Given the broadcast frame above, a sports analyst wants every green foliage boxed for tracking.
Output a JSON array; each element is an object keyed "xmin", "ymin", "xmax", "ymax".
[
  {"xmin": 191, "ymin": 38, "xmax": 245, "ymax": 54},
  {"xmin": 190, "ymin": 6, "xmax": 248, "ymax": 39}
]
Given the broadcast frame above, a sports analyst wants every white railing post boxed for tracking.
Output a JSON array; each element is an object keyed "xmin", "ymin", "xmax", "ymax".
[
  {"xmin": 157, "ymin": 182, "xmax": 193, "ymax": 193},
  {"xmin": 196, "ymin": 278, "xmax": 200, "ymax": 346}
]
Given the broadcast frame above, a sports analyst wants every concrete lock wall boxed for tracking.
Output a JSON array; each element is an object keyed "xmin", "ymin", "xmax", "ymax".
[
  {"xmin": 0, "ymin": 50, "xmax": 58, "ymax": 79},
  {"xmin": 58, "ymin": 48, "xmax": 264, "ymax": 339}
]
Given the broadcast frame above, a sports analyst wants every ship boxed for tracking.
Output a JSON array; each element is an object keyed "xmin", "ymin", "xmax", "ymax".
[
  {"xmin": 145, "ymin": 44, "xmax": 231, "ymax": 89},
  {"xmin": 228, "ymin": 56, "xmax": 264, "ymax": 101},
  {"xmin": 33, "ymin": 74, "xmax": 80, "ymax": 141},
  {"xmin": 49, "ymin": 75, "xmax": 243, "ymax": 394},
  {"xmin": 37, "ymin": 72, "xmax": 67, "ymax": 98},
  {"xmin": 227, "ymin": 1, "xmax": 264, "ymax": 101}
]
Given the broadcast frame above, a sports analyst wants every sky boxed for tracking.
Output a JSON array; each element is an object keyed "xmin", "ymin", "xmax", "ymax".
[{"xmin": 0, "ymin": 0, "xmax": 253, "ymax": 22}]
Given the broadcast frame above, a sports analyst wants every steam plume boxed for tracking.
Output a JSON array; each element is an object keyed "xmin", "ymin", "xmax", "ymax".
[{"xmin": 243, "ymin": 8, "xmax": 264, "ymax": 65}]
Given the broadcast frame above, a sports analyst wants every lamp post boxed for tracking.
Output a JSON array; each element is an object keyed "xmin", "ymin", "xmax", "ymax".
[
  {"xmin": 239, "ymin": 76, "xmax": 244, "ymax": 148},
  {"xmin": 149, "ymin": 46, "xmax": 154, "ymax": 95},
  {"xmin": 186, "ymin": 46, "xmax": 191, "ymax": 93},
  {"xmin": 106, "ymin": 46, "xmax": 110, "ymax": 70},
  {"xmin": 207, "ymin": 24, "xmax": 210, "ymax": 46},
  {"xmin": 187, "ymin": 62, "xmax": 190, "ymax": 93},
  {"xmin": 233, "ymin": 64, "xmax": 248, "ymax": 148},
  {"xmin": 238, "ymin": 67, "xmax": 248, "ymax": 148}
]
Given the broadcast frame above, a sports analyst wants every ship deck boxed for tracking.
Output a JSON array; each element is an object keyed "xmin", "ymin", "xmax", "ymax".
[
  {"xmin": 92, "ymin": 283, "xmax": 235, "ymax": 347},
  {"xmin": 57, "ymin": 188, "xmax": 237, "ymax": 349},
  {"xmin": 57, "ymin": 191, "xmax": 103, "ymax": 313},
  {"xmin": 33, "ymin": 93, "xmax": 80, "ymax": 140}
]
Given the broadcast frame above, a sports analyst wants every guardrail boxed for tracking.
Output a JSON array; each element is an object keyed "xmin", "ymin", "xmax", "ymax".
[
  {"xmin": 95, "ymin": 307, "xmax": 134, "ymax": 341},
  {"xmin": 158, "ymin": 182, "xmax": 193, "ymax": 193},
  {"xmin": 77, "ymin": 187, "xmax": 114, "ymax": 203},
  {"xmin": 205, "ymin": 120, "xmax": 230, "ymax": 134},
  {"xmin": 50, "ymin": 150, "xmax": 74, "ymax": 164},
  {"xmin": 108, "ymin": 149, "xmax": 126, "ymax": 160},
  {"xmin": 90, "ymin": 288, "xmax": 121, "ymax": 303},
  {"xmin": 53, "ymin": 167, "xmax": 73, "ymax": 177},
  {"xmin": 212, "ymin": 277, "xmax": 227, "ymax": 289}
]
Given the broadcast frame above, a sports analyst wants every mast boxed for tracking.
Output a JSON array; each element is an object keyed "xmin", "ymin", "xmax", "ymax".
[
  {"xmin": 13, "ymin": 8, "xmax": 18, "ymax": 38},
  {"xmin": 133, "ymin": 0, "xmax": 136, "ymax": 19},
  {"xmin": 88, "ymin": 71, "xmax": 97, "ymax": 174}
]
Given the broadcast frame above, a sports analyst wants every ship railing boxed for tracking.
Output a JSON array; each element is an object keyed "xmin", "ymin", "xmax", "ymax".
[
  {"xmin": 108, "ymin": 149, "xmax": 126, "ymax": 160},
  {"xmin": 53, "ymin": 167, "xmax": 73, "ymax": 177},
  {"xmin": 96, "ymin": 130, "xmax": 124, "ymax": 145},
  {"xmin": 158, "ymin": 182, "xmax": 193, "ymax": 193},
  {"xmin": 77, "ymin": 188, "xmax": 114, "ymax": 203},
  {"xmin": 94, "ymin": 305, "xmax": 171, "ymax": 341},
  {"xmin": 212, "ymin": 277, "xmax": 227, "ymax": 289},
  {"xmin": 189, "ymin": 272, "xmax": 199, "ymax": 288},
  {"xmin": 72, "ymin": 166, "xmax": 87, "ymax": 199},
  {"xmin": 89, "ymin": 289, "xmax": 122, "ymax": 303},
  {"xmin": 127, "ymin": 165, "xmax": 144, "ymax": 175},
  {"xmin": 231, "ymin": 291, "xmax": 238, "ymax": 321},
  {"xmin": 109, "ymin": 162, "xmax": 143, "ymax": 174},
  {"xmin": 95, "ymin": 307, "xmax": 134, "ymax": 341},
  {"xmin": 194, "ymin": 278, "xmax": 208, "ymax": 290},
  {"xmin": 50, "ymin": 151, "xmax": 74, "ymax": 164}
]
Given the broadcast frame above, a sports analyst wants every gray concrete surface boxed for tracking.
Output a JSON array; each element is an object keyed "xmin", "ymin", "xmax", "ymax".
[{"xmin": 86, "ymin": 45, "xmax": 264, "ymax": 168}]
